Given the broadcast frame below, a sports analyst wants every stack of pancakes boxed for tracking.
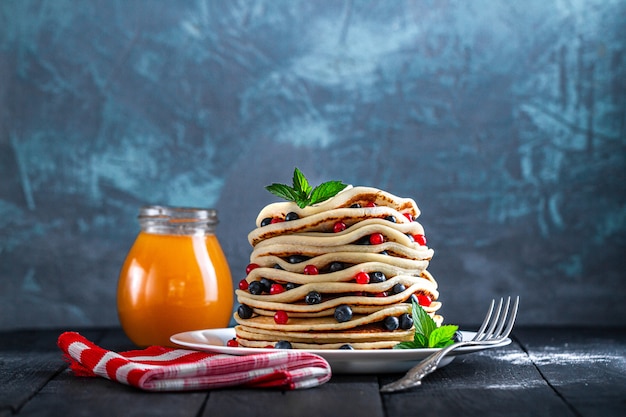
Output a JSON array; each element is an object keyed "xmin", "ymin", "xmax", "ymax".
[{"xmin": 233, "ymin": 186, "xmax": 442, "ymax": 349}]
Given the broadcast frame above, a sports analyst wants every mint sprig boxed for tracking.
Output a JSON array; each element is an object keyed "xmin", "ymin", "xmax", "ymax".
[
  {"xmin": 394, "ymin": 298, "xmax": 458, "ymax": 349},
  {"xmin": 265, "ymin": 168, "xmax": 348, "ymax": 209}
]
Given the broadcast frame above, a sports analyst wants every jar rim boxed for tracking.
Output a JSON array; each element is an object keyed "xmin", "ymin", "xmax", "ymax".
[
  {"xmin": 139, "ymin": 205, "xmax": 218, "ymax": 222},
  {"xmin": 138, "ymin": 206, "xmax": 218, "ymax": 235}
]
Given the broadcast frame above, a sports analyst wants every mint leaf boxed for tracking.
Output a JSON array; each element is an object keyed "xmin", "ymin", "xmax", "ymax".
[
  {"xmin": 393, "ymin": 341, "xmax": 416, "ymax": 349},
  {"xmin": 411, "ymin": 298, "xmax": 436, "ymax": 339},
  {"xmin": 265, "ymin": 183, "xmax": 301, "ymax": 201},
  {"xmin": 413, "ymin": 332, "xmax": 429, "ymax": 349},
  {"xmin": 393, "ymin": 298, "xmax": 458, "ymax": 350},
  {"xmin": 293, "ymin": 168, "xmax": 312, "ymax": 197},
  {"xmin": 310, "ymin": 181, "xmax": 348, "ymax": 205},
  {"xmin": 428, "ymin": 325, "xmax": 459, "ymax": 348},
  {"xmin": 265, "ymin": 168, "xmax": 348, "ymax": 208}
]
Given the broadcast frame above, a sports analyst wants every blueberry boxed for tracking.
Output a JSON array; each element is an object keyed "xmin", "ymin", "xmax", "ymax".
[
  {"xmin": 305, "ymin": 291, "xmax": 322, "ymax": 305},
  {"xmin": 285, "ymin": 282, "xmax": 299, "ymax": 291},
  {"xmin": 285, "ymin": 212, "xmax": 299, "ymax": 221},
  {"xmin": 274, "ymin": 263, "xmax": 284, "ymax": 270},
  {"xmin": 406, "ymin": 233, "xmax": 415, "ymax": 242},
  {"xmin": 383, "ymin": 316, "xmax": 400, "ymax": 331},
  {"xmin": 261, "ymin": 217, "xmax": 272, "ymax": 227},
  {"xmin": 379, "ymin": 250, "xmax": 389, "ymax": 256},
  {"xmin": 453, "ymin": 330, "xmax": 463, "ymax": 343},
  {"xmin": 350, "ymin": 203, "xmax": 361, "ymax": 208},
  {"xmin": 385, "ymin": 215, "xmax": 396, "ymax": 223},
  {"xmin": 334, "ymin": 305, "xmax": 353, "ymax": 323},
  {"xmin": 370, "ymin": 271, "xmax": 387, "ymax": 283},
  {"xmin": 392, "ymin": 283, "xmax": 406, "ymax": 294},
  {"xmin": 356, "ymin": 236, "xmax": 371, "ymax": 245},
  {"xmin": 339, "ymin": 344, "xmax": 354, "ymax": 350},
  {"xmin": 237, "ymin": 304, "xmax": 254, "ymax": 319},
  {"xmin": 288, "ymin": 255, "xmax": 309, "ymax": 264},
  {"xmin": 275, "ymin": 340, "xmax": 292, "ymax": 349},
  {"xmin": 399, "ymin": 313, "xmax": 414, "ymax": 330},
  {"xmin": 248, "ymin": 281, "xmax": 263, "ymax": 295},
  {"xmin": 328, "ymin": 262, "xmax": 344, "ymax": 272},
  {"xmin": 259, "ymin": 277, "xmax": 273, "ymax": 293}
]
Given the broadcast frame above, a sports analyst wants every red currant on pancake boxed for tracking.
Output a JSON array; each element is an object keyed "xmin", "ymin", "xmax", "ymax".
[
  {"xmin": 369, "ymin": 233, "xmax": 384, "ymax": 245},
  {"xmin": 304, "ymin": 264, "xmax": 319, "ymax": 275},
  {"xmin": 355, "ymin": 271, "xmax": 370, "ymax": 284},
  {"xmin": 274, "ymin": 310, "xmax": 289, "ymax": 324},
  {"xmin": 246, "ymin": 263, "xmax": 260, "ymax": 274},
  {"xmin": 333, "ymin": 221, "xmax": 346, "ymax": 233},
  {"xmin": 413, "ymin": 234, "xmax": 427, "ymax": 246},
  {"xmin": 417, "ymin": 294, "xmax": 432, "ymax": 306},
  {"xmin": 270, "ymin": 283, "xmax": 285, "ymax": 295}
]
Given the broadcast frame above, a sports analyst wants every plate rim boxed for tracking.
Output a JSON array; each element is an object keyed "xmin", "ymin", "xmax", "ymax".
[{"xmin": 170, "ymin": 327, "xmax": 511, "ymax": 361}]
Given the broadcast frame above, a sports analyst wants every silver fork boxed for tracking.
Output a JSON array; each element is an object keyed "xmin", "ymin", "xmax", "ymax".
[{"xmin": 380, "ymin": 295, "xmax": 519, "ymax": 393}]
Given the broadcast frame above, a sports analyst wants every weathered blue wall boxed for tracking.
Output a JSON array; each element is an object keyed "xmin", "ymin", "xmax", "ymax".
[{"xmin": 1, "ymin": 0, "xmax": 625, "ymax": 330}]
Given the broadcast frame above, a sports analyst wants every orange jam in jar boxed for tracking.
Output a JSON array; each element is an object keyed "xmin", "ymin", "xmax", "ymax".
[{"xmin": 117, "ymin": 206, "xmax": 233, "ymax": 347}]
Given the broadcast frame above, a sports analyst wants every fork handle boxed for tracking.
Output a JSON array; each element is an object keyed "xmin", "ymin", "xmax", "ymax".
[{"xmin": 380, "ymin": 341, "xmax": 471, "ymax": 392}]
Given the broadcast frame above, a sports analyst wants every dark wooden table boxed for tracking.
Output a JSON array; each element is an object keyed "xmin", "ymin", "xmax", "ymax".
[{"xmin": 1, "ymin": 326, "xmax": 625, "ymax": 417}]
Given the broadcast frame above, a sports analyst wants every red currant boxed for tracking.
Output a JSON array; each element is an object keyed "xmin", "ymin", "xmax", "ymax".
[
  {"xmin": 366, "ymin": 202, "xmax": 376, "ymax": 207},
  {"xmin": 274, "ymin": 310, "xmax": 289, "ymax": 324},
  {"xmin": 246, "ymin": 263, "xmax": 260, "ymax": 274},
  {"xmin": 226, "ymin": 338, "xmax": 239, "ymax": 347},
  {"xmin": 304, "ymin": 264, "xmax": 319, "ymax": 275},
  {"xmin": 355, "ymin": 271, "xmax": 370, "ymax": 284},
  {"xmin": 403, "ymin": 213, "xmax": 413, "ymax": 222},
  {"xmin": 238, "ymin": 279, "xmax": 249, "ymax": 290},
  {"xmin": 369, "ymin": 233, "xmax": 384, "ymax": 245},
  {"xmin": 413, "ymin": 234, "xmax": 427, "ymax": 246},
  {"xmin": 270, "ymin": 283, "xmax": 285, "ymax": 295},
  {"xmin": 270, "ymin": 218, "xmax": 284, "ymax": 224},
  {"xmin": 333, "ymin": 221, "xmax": 346, "ymax": 233},
  {"xmin": 417, "ymin": 294, "xmax": 432, "ymax": 306},
  {"xmin": 375, "ymin": 291, "xmax": 388, "ymax": 297}
]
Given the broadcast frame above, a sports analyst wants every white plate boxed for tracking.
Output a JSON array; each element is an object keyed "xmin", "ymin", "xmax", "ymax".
[{"xmin": 170, "ymin": 328, "xmax": 511, "ymax": 374}]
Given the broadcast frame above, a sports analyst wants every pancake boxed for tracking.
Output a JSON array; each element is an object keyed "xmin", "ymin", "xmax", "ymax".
[
  {"xmin": 235, "ymin": 324, "xmax": 414, "ymax": 343},
  {"xmin": 234, "ymin": 183, "xmax": 445, "ymax": 350},
  {"xmin": 237, "ymin": 339, "xmax": 402, "ymax": 350}
]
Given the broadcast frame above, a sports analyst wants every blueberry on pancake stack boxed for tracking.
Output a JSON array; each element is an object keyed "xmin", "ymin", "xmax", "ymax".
[{"xmin": 233, "ymin": 169, "xmax": 442, "ymax": 349}]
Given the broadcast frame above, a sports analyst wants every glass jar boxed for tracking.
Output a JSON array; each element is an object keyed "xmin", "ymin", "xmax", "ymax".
[{"xmin": 117, "ymin": 206, "xmax": 233, "ymax": 347}]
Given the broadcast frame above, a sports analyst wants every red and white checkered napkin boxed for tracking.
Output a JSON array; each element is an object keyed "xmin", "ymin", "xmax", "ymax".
[{"xmin": 57, "ymin": 332, "xmax": 331, "ymax": 391}]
